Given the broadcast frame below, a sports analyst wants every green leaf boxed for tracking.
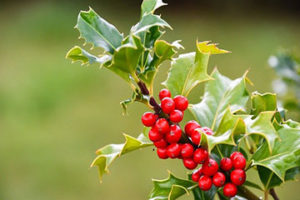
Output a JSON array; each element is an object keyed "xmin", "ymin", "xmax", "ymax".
[
  {"xmin": 140, "ymin": 40, "xmax": 182, "ymax": 91},
  {"xmin": 149, "ymin": 172, "xmax": 196, "ymax": 200},
  {"xmin": 163, "ymin": 41, "xmax": 229, "ymax": 97},
  {"xmin": 120, "ymin": 90, "xmax": 150, "ymax": 115},
  {"xmin": 107, "ymin": 35, "xmax": 144, "ymax": 82},
  {"xmin": 91, "ymin": 132, "xmax": 152, "ymax": 182},
  {"xmin": 251, "ymin": 92, "xmax": 277, "ymax": 117},
  {"xmin": 76, "ymin": 7, "xmax": 123, "ymax": 54},
  {"xmin": 66, "ymin": 46, "xmax": 111, "ymax": 65},
  {"xmin": 141, "ymin": 0, "xmax": 167, "ymax": 16},
  {"xmin": 243, "ymin": 111, "xmax": 278, "ymax": 153},
  {"xmin": 190, "ymin": 69, "xmax": 249, "ymax": 131},
  {"xmin": 251, "ymin": 123, "xmax": 300, "ymax": 187},
  {"xmin": 131, "ymin": 13, "xmax": 171, "ymax": 34}
]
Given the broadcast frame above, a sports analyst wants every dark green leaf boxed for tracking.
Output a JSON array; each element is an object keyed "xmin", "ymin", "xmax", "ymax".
[
  {"xmin": 76, "ymin": 7, "xmax": 123, "ymax": 54},
  {"xmin": 91, "ymin": 132, "xmax": 152, "ymax": 182}
]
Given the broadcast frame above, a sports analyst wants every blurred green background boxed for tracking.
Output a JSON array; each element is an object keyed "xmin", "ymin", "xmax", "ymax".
[{"xmin": 1, "ymin": 0, "xmax": 300, "ymax": 199}]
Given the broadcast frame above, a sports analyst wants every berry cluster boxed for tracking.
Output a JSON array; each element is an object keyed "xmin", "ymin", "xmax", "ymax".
[
  {"xmin": 192, "ymin": 151, "xmax": 247, "ymax": 197},
  {"xmin": 141, "ymin": 89, "xmax": 247, "ymax": 198}
]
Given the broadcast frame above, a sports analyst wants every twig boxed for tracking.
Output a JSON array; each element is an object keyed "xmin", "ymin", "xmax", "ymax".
[
  {"xmin": 270, "ymin": 188, "xmax": 279, "ymax": 200},
  {"xmin": 238, "ymin": 185, "xmax": 261, "ymax": 200}
]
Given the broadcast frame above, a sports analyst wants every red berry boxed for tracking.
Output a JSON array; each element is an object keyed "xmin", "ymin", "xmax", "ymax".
[
  {"xmin": 232, "ymin": 155, "xmax": 246, "ymax": 169},
  {"xmin": 183, "ymin": 158, "xmax": 197, "ymax": 170},
  {"xmin": 154, "ymin": 118, "xmax": 170, "ymax": 134},
  {"xmin": 198, "ymin": 176, "xmax": 212, "ymax": 191},
  {"xmin": 223, "ymin": 183, "xmax": 237, "ymax": 197},
  {"xmin": 202, "ymin": 158, "xmax": 219, "ymax": 176},
  {"xmin": 200, "ymin": 127, "xmax": 214, "ymax": 135},
  {"xmin": 173, "ymin": 95, "xmax": 189, "ymax": 111},
  {"xmin": 148, "ymin": 128, "xmax": 163, "ymax": 142},
  {"xmin": 193, "ymin": 148, "xmax": 208, "ymax": 164},
  {"xmin": 230, "ymin": 169, "xmax": 246, "ymax": 186},
  {"xmin": 185, "ymin": 120, "xmax": 201, "ymax": 136},
  {"xmin": 230, "ymin": 151, "xmax": 244, "ymax": 161},
  {"xmin": 191, "ymin": 170, "xmax": 201, "ymax": 182},
  {"xmin": 169, "ymin": 110, "xmax": 184, "ymax": 123},
  {"xmin": 212, "ymin": 172, "xmax": 226, "ymax": 187},
  {"xmin": 166, "ymin": 125, "xmax": 182, "ymax": 143},
  {"xmin": 161, "ymin": 97, "xmax": 175, "ymax": 114},
  {"xmin": 181, "ymin": 143, "xmax": 194, "ymax": 158},
  {"xmin": 220, "ymin": 157, "xmax": 233, "ymax": 171},
  {"xmin": 141, "ymin": 112, "xmax": 157, "ymax": 127},
  {"xmin": 157, "ymin": 148, "xmax": 168, "ymax": 159},
  {"xmin": 167, "ymin": 143, "xmax": 181, "ymax": 158},
  {"xmin": 159, "ymin": 89, "xmax": 171, "ymax": 101},
  {"xmin": 191, "ymin": 131, "xmax": 201, "ymax": 146},
  {"xmin": 154, "ymin": 138, "xmax": 168, "ymax": 148}
]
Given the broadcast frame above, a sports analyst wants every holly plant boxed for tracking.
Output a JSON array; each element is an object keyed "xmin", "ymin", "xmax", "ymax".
[{"xmin": 66, "ymin": 0, "xmax": 300, "ymax": 199}]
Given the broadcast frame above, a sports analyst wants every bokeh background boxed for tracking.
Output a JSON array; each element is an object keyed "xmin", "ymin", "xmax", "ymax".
[{"xmin": 1, "ymin": 0, "xmax": 300, "ymax": 199}]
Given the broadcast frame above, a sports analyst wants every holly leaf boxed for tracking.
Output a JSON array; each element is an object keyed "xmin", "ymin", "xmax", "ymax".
[
  {"xmin": 107, "ymin": 35, "xmax": 144, "ymax": 82},
  {"xmin": 91, "ymin": 132, "xmax": 152, "ymax": 182},
  {"xmin": 140, "ymin": 40, "xmax": 182, "ymax": 92},
  {"xmin": 149, "ymin": 172, "xmax": 196, "ymax": 200},
  {"xmin": 141, "ymin": 0, "xmax": 167, "ymax": 16},
  {"xmin": 163, "ymin": 41, "xmax": 229, "ymax": 97},
  {"xmin": 190, "ymin": 69, "xmax": 249, "ymax": 131},
  {"xmin": 66, "ymin": 46, "xmax": 111, "ymax": 65},
  {"xmin": 251, "ymin": 92, "xmax": 277, "ymax": 117},
  {"xmin": 76, "ymin": 7, "xmax": 123, "ymax": 54},
  {"xmin": 131, "ymin": 13, "xmax": 171, "ymax": 34},
  {"xmin": 251, "ymin": 122, "xmax": 300, "ymax": 188}
]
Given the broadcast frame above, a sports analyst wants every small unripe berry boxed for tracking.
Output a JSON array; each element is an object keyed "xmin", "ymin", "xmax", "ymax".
[
  {"xmin": 193, "ymin": 148, "xmax": 208, "ymax": 164},
  {"xmin": 173, "ymin": 95, "xmax": 189, "ymax": 111},
  {"xmin": 230, "ymin": 169, "xmax": 246, "ymax": 186},
  {"xmin": 180, "ymin": 143, "xmax": 194, "ymax": 158},
  {"xmin": 167, "ymin": 143, "xmax": 181, "ymax": 158},
  {"xmin": 191, "ymin": 170, "xmax": 201, "ymax": 182},
  {"xmin": 169, "ymin": 110, "xmax": 184, "ymax": 123},
  {"xmin": 141, "ymin": 112, "xmax": 157, "ymax": 127},
  {"xmin": 223, "ymin": 183, "xmax": 237, "ymax": 197},
  {"xmin": 212, "ymin": 172, "xmax": 226, "ymax": 187},
  {"xmin": 148, "ymin": 128, "xmax": 163, "ymax": 142},
  {"xmin": 183, "ymin": 158, "xmax": 197, "ymax": 170},
  {"xmin": 154, "ymin": 118, "xmax": 170, "ymax": 134},
  {"xmin": 185, "ymin": 120, "xmax": 201, "ymax": 136},
  {"xmin": 230, "ymin": 151, "xmax": 244, "ymax": 161},
  {"xmin": 161, "ymin": 97, "xmax": 175, "ymax": 114},
  {"xmin": 198, "ymin": 175, "xmax": 212, "ymax": 191},
  {"xmin": 200, "ymin": 127, "xmax": 214, "ymax": 135},
  {"xmin": 157, "ymin": 148, "xmax": 168, "ymax": 159},
  {"xmin": 232, "ymin": 155, "xmax": 246, "ymax": 169},
  {"xmin": 159, "ymin": 89, "xmax": 171, "ymax": 101},
  {"xmin": 191, "ymin": 131, "xmax": 201, "ymax": 146},
  {"xmin": 166, "ymin": 125, "xmax": 182, "ymax": 143},
  {"xmin": 220, "ymin": 157, "xmax": 233, "ymax": 171},
  {"xmin": 202, "ymin": 158, "xmax": 219, "ymax": 176},
  {"xmin": 154, "ymin": 138, "xmax": 168, "ymax": 148}
]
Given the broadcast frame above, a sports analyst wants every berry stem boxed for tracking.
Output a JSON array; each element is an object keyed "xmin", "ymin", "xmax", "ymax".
[
  {"xmin": 270, "ymin": 188, "xmax": 279, "ymax": 200},
  {"xmin": 137, "ymin": 81, "xmax": 161, "ymax": 113}
]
